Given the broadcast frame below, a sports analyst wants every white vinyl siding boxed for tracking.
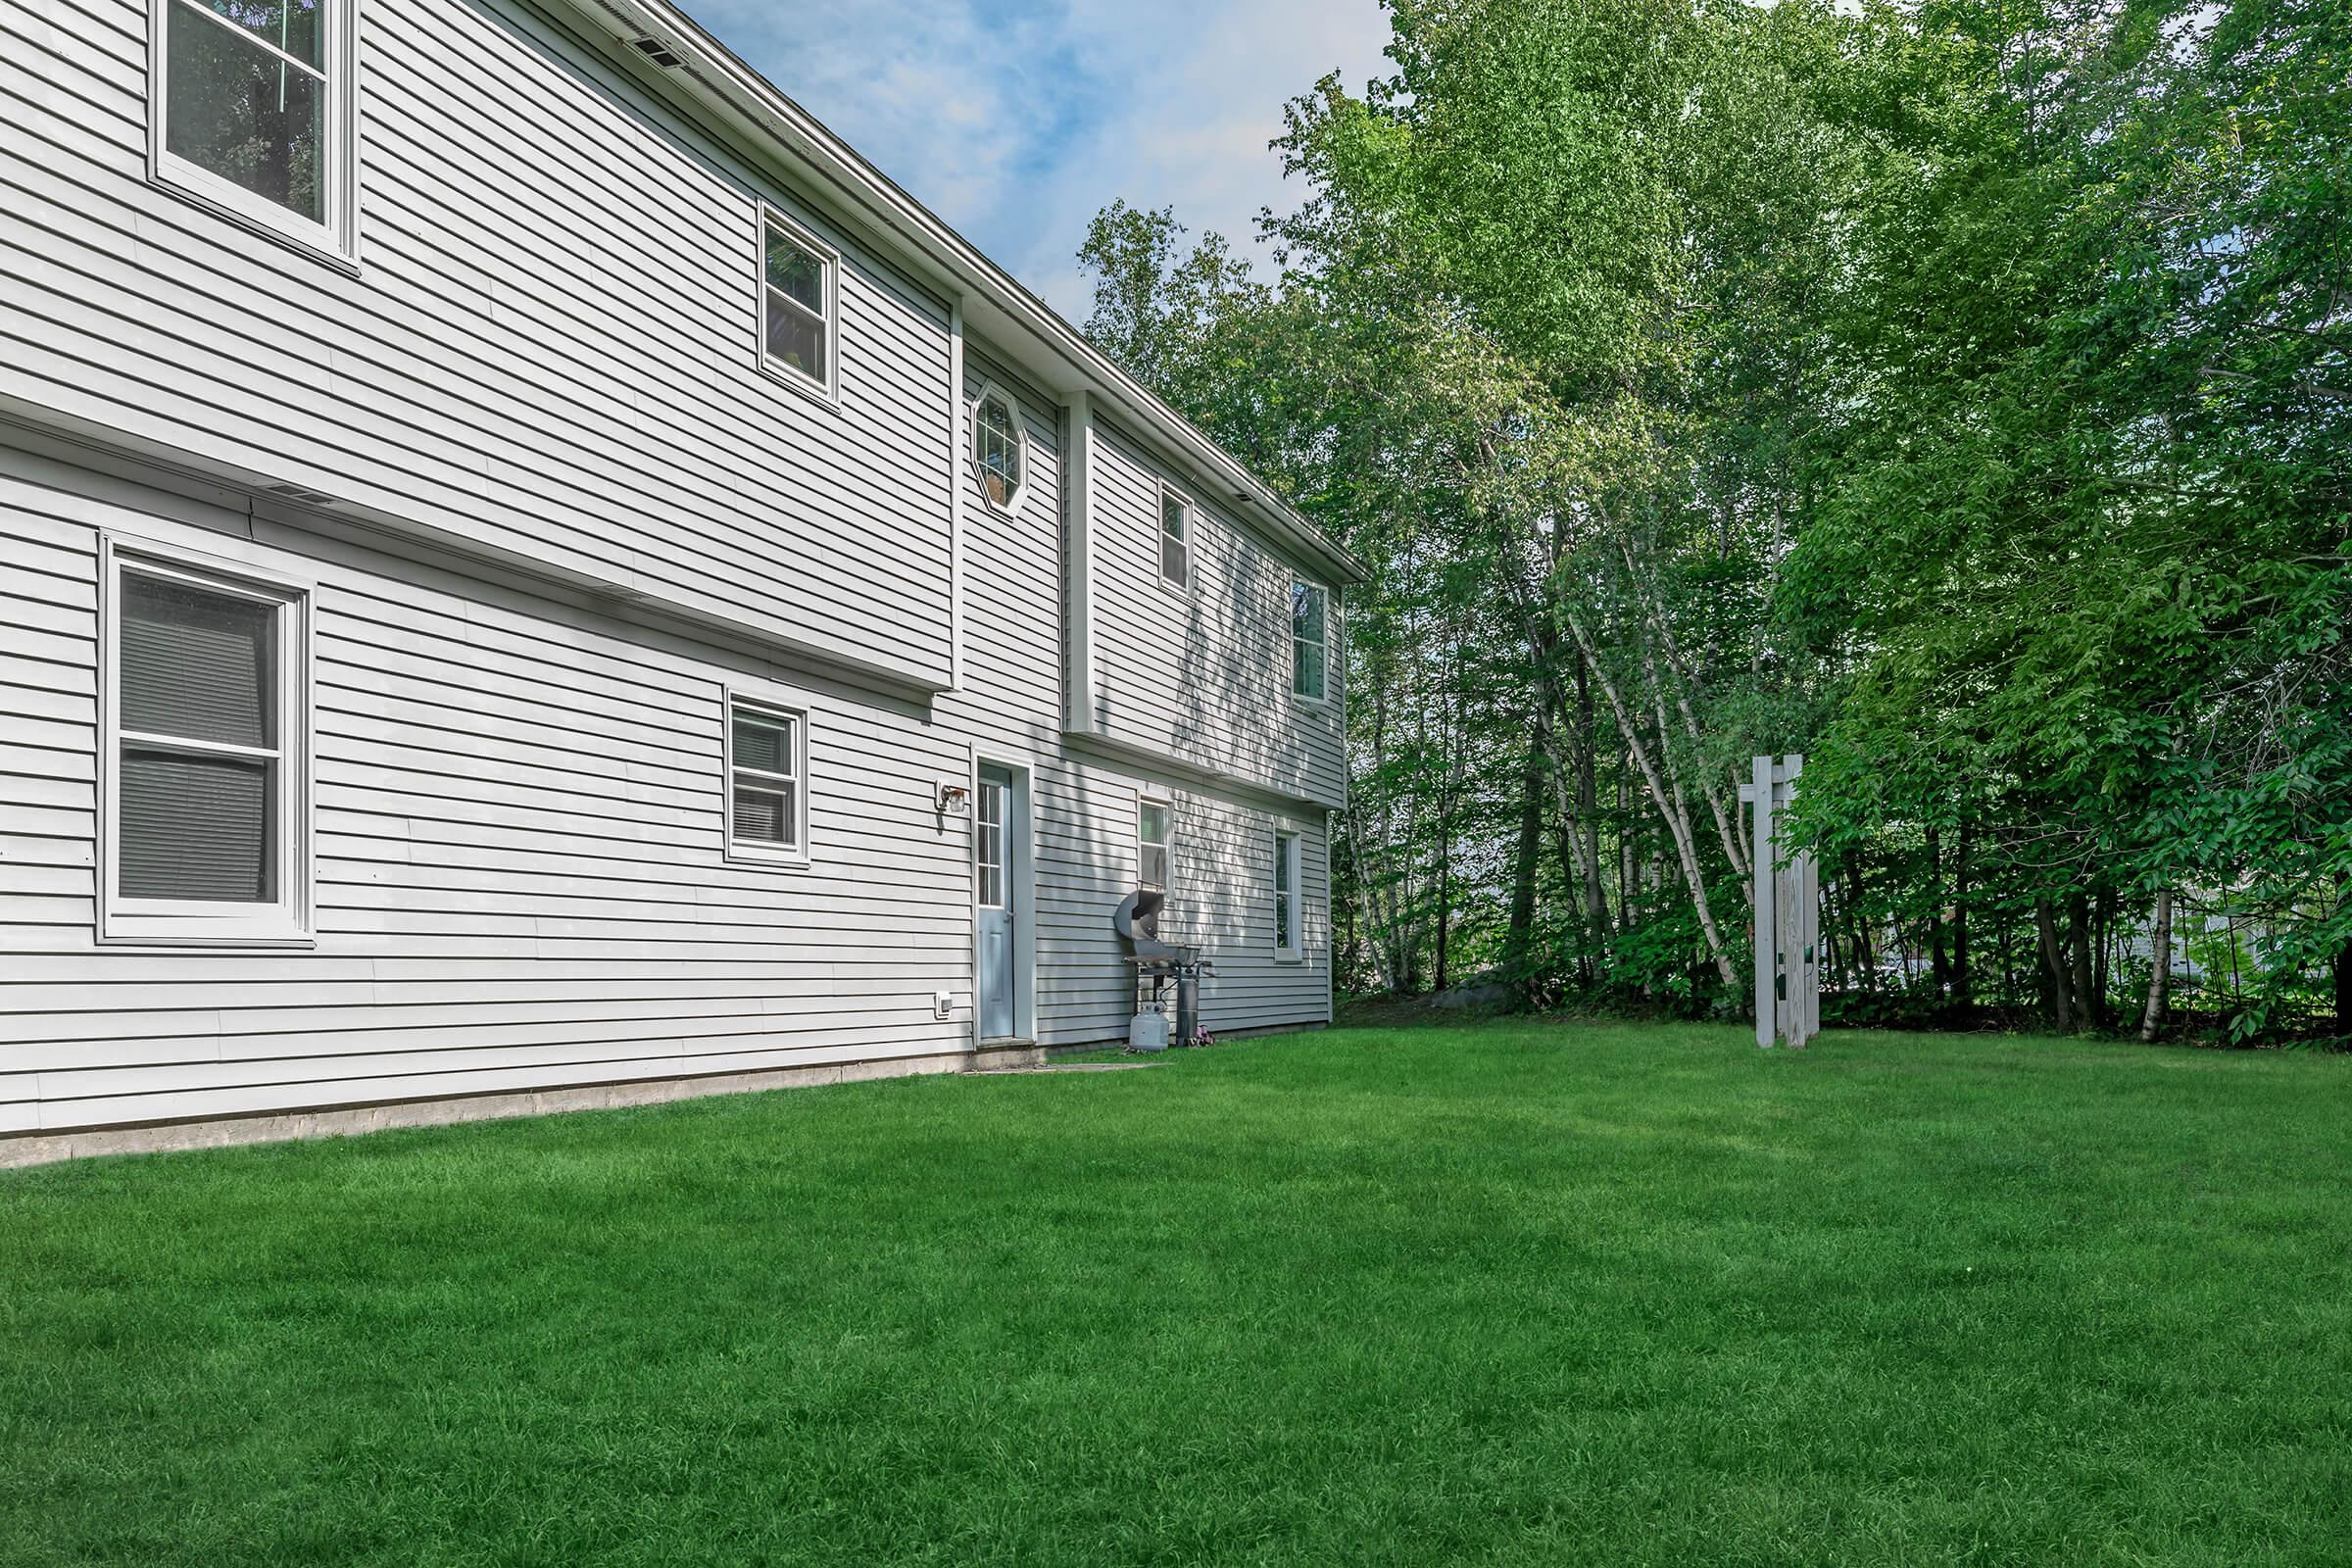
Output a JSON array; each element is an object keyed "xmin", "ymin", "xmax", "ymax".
[
  {"xmin": 4, "ymin": 0, "xmax": 956, "ymax": 688},
  {"xmin": 100, "ymin": 542, "xmax": 311, "ymax": 946},
  {"xmin": 150, "ymin": 0, "xmax": 361, "ymax": 258},
  {"xmin": 1084, "ymin": 422, "xmax": 1346, "ymax": 807},
  {"xmin": 0, "ymin": 451, "xmax": 976, "ymax": 1135}
]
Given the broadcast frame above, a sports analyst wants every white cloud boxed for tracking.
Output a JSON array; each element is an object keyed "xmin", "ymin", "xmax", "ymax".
[{"xmin": 680, "ymin": 0, "xmax": 1392, "ymax": 318}]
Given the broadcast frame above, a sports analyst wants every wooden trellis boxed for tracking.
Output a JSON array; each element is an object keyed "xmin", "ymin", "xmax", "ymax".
[{"xmin": 1741, "ymin": 755, "xmax": 1819, "ymax": 1049}]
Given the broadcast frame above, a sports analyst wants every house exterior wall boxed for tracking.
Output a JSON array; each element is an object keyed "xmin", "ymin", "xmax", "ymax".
[
  {"xmin": 0, "ymin": 444, "xmax": 974, "ymax": 1136},
  {"xmin": 943, "ymin": 350, "xmax": 1335, "ymax": 1052},
  {"xmin": 0, "ymin": 0, "xmax": 1346, "ymax": 1149},
  {"xmin": 1083, "ymin": 419, "xmax": 1347, "ymax": 808},
  {"xmin": 0, "ymin": 0, "xmax": 956, "ymax": 687}
]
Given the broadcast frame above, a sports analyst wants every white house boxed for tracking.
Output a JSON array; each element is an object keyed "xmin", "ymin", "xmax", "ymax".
[{"xmin": 0, "ymin": 0, "xmax": 1365, "ymax": 1157}]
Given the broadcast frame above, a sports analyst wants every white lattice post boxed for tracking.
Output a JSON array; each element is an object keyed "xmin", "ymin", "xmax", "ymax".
[
  {"xmin": 1750, "ymin": 756, "xmax": 1776, "ymax": 1049},
  {"xmin": 1746, "ymin": 754, "xmax": 1819, "ymax": 1049}
]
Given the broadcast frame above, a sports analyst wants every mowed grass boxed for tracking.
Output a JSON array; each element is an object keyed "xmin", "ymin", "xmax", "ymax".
[{"xmin": 4, "ymin": 1024, "xmax": 2351, "ymax": 1567}]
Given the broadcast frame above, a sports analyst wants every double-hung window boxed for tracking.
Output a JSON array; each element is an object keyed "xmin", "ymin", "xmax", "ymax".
[
  {"xmin": 1137, "ymin": 797, "xmax": 1171, "ymax": 895},
  {"xmin": 761, "ymin": 213, "xmax": 836, "ymax": 397},
  {"xmin": 151, "ymin": 0, "xmax": 359, "ymax": 256},
  {"xmin": 1273, "ymin": 829, "xmax": 1302, "ymax": 958},
  {"xmin": 727, "ymin": 699, "xmax": 806, "ymax": 859},
  {"xmin": 1291, "ymin": 581, "xmax": 1328, "ymax": 702},
  {"xmin": 103, "ymin": 546, "xmax": 311, "ymax": 944},
  {"xmin": 1158, "ymin": 489, "xmax": 1191, "ymax": 588}
]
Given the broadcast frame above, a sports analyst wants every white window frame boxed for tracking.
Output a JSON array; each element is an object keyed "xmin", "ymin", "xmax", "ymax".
[
  {"xmin": 1273, "ymin": 826, "xmax": 1304, "ymax": 960},
  {"xmin": 147, "ymin": 0, "xmax": 363, "ymax": 263},
  {"xmin": 757, "ymin": 207, "xmax": 839, "ymax": 404},
  {"xmin": 1137, "ymin": 793, "xmax": 1173, "ymax": 896},
  {"xmin": 969, "ymin": 380, "xmax": 1030, "ymax": 514},
  {"xmin": 722, "ymin": 692, "xmax": 810, "ymax": 866},
  {"xmin": 975, "ymin": 771, "xmax": 1008, "ymax": 910},
  {"xmin": 1291, "ymin": 580, "xmax": 1331, "ymax": 705},
  {"xmin": 1157, "ymin": 483, "xmax": 1195, "ymax": 593},
  {"xmin": 98, "ymin": 537, "xmax": 315, "ymax": 948}
]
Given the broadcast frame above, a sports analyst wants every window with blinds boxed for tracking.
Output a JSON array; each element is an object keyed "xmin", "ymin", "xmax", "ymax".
[
  {"xmin": 104, "ymin": 550, "xmax": 309, "ymax": 943},
  {"xmin": 727, "ymin": 699, "xmax": 806, "ymax": 859}
]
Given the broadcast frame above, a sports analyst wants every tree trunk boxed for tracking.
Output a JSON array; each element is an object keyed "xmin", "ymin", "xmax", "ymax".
[
  {"xmin": 2335, "ymin": 872, "xmax": 2352, "ymax": 1032},
  {"xmin": 2067, "ymin": 889, "xmax": 2097, "ymax": 1029},
  {"xmin": 2139, "ymin": 886, "xmax": 2172, "ymax": 1043},
  {"xmin": 1577, "ymin": 660, "xmax": 1607, "ymax": 953},
  {"xmin": 1504, "ymin": 725, "xmax": 1545, "ymax": 998},
  {"xmin": 2037, "ymin": 897, "xmax": 2075, "ymax": 1032}
]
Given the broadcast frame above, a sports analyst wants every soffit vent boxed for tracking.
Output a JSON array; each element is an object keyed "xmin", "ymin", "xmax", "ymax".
[
  {"xmin": 264, "ymin": 481, "xmax": 336, "ymax": 506},
  {"xmin": 631, "ymin": 35, "xmax": 683, "ymax": 69}
]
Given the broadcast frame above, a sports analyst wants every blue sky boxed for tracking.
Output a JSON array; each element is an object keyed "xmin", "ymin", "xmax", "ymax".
[{"xmin": 679, "ymin": 0, "xmax": 1393, "ymax": 319}]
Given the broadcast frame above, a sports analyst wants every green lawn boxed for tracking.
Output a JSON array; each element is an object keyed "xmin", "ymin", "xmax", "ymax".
[{"xmin": 5, "ymin": 1023, "xmax": 2351, "ymax": 1566}]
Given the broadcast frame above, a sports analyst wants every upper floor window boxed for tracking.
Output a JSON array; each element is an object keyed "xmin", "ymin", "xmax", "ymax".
[
  {"xmin": 1291, "ymin": 581, "xmax": 1328, "ymax": 701},
  {"xmin": 761, "ymin": 214, "xmax": 835, "ymax": 397},
  {"xmin": 972, "ymin": 384, "xmax": 1025, "ymax": 511},
  {"xmin": 726, "ymin": 698, "xmax": 807, "ymax": 859},
  {"xmin": 103, "ymin": 544, "xmax": 312, "ymax": 945},
  {"xmin": 152, "ymin": 0, "xmax": 359, "ymax": 256},
  {"xmin": 1159, "ymin": 489, "xmax": 1191, "ymax": 588}
]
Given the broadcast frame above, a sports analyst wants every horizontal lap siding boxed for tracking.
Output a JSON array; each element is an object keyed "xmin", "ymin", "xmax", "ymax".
[
  {"xmin": 943, "ymin": 352, "xmax": 1331, "ymax": 1049},
  {"xmin": 0, "ymin": 0, "xmax": 954, "ymax": 685},
  {"xmin": 1087, "ymin": 420, "xmax": 1345, "ymax": 807},
  {"xmin": 0, "ymin": 457, "xmax": 970, "ymax": 1133}
]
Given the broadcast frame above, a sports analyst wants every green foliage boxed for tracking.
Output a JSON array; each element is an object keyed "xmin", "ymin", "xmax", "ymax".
[{"xmin": 1075, "ymin": 0, "xmax": 2352, "ymax": 1040}]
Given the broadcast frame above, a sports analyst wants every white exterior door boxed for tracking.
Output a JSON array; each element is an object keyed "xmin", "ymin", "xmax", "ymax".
[{"xmin": 975, "ymin": 767, "xmax": 1019, "ymax": 1041}]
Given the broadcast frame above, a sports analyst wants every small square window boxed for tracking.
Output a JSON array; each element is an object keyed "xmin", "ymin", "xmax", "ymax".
[
  {"xmin": 760, "ymin": 215, "xmax": 834, "ymax": 395},
  {"xmin": 727, "ymin": 698, "xmax": 807, "ymax": 858},
  {"xmin": 1159, "ymin": 491, "xmax": 1190, "ymax": 587}
]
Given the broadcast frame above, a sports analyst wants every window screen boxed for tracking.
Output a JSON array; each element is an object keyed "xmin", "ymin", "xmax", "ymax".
[{"xmin": 115, "ymin": 571, "xmax": 281, "ymax": 905}]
